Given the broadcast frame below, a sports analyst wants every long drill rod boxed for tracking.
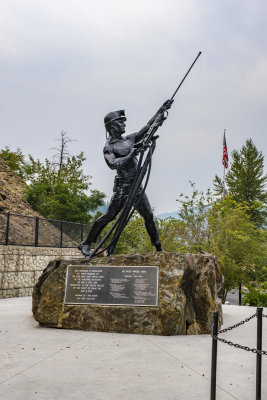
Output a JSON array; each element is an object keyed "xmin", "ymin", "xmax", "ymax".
[
  {"xmin": 143, "ymin": 51, "xmax": 202, "ymax": 147},
  {"xmin": 170, "ymin": 51, "xmax": 202, "ymax": 100}
]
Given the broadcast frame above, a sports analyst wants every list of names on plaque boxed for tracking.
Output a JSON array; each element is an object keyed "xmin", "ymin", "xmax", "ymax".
[{"xmin": 64, "ymin": 265, "xmax": 158, "ymax": 306}]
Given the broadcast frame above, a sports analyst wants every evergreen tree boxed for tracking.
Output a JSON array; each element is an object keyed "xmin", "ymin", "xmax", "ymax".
[{"xmin": 214, "ymin": 139, "xmax": 266, "ymax": 224}]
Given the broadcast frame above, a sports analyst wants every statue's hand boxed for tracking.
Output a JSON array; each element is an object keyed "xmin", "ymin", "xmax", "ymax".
[{"xmin": 159, "ymin": 99, "xmax": 173, "ymax": 113}]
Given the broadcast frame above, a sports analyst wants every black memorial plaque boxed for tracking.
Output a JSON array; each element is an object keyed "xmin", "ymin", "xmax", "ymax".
[{"xmin": 64, "ymin": 265, "xmax": 158, "ymax": 306}]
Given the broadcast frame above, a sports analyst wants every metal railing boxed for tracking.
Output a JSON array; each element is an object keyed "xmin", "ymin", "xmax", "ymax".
[
  {"xmin": 210, "ymin": 308, "xmax": 266, "ymax": 400},
  {"xmin": 0, "ymin": 211, "xmax": 93, "ymax": 248}
]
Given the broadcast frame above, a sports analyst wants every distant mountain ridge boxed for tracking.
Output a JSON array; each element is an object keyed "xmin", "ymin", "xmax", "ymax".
[
  {"xmin": 93, "ymin": 202, "xmax": 179, "ymax": 220},
  {"xmin": 156, "ymin": 211, "xmax": 179, "ymax": 220},
  {"xmin": 91, "ymin": 203, "xmax": 109, "ymax": 216}
]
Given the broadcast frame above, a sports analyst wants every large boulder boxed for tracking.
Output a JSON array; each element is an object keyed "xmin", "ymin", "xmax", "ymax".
[{"xmin": 32, "ymin": 252, "xmax": 222, "ymax": 335}]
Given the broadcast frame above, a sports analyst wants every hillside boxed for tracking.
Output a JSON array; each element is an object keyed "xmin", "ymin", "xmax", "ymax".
[
  {"xmin": 0, "ymin": 157, "xmax": 40, "ymax": 216},
  {"xmin": 0, "ymin": 157, "xmax": 77, "ymax": 247}
]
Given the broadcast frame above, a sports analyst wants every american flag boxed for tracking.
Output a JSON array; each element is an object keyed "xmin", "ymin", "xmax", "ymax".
[{"xmin": 222, "ymin": 131, "xmax": 228, "ymax": 169}]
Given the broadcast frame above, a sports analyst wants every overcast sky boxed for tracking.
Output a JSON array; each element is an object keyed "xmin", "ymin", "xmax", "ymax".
[{"xmin": 0, "ymin": 0, "xmax": 266, "ymax": 214}]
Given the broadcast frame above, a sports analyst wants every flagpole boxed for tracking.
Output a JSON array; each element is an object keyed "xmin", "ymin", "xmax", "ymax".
[{"xmin": 223, "ymin": 129, "xmax": 226, "ymax": 197}]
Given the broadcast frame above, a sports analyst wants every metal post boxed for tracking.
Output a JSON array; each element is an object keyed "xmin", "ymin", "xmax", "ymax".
[
  {"xmin": 34, "ymin": 217, "xmax": 39, "ymax": 247},
  {"xmin": 210, "ymin": 311, "xmax": 219, "ymax": 400},
  {"xmin": 256, "ymin": 307, "xmax": 263, "ymax": 400},
  {"xmin": 5, "ymin": 212, "xmax": 10, "ymax": 245},
  {"xmin": 60, "ymin": 221, "xmax": 63, "ymax": 248},
  {"xmin": 81, "ymin": 224, "xmax": 84, "ymax": 243},
  {"xmin": 239, "ymin": 283, "xmax": 242, "ymax": 305}
]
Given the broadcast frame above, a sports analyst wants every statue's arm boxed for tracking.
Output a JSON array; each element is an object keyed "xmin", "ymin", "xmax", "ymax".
[
  {"xmin": 104, "ymin": 147, "xmax": 135, "ymax": 170},
  {"xmin": 127, "ymin": 100, "xmax": 173, "ymax": 143}
]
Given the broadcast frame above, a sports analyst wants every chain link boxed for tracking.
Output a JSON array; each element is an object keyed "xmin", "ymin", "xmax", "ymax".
[
  {"xmin": 212, "ymin": 312, "xmax": 267, "ymax": 355},
  {"xmin": 218, "ymin": 313, "xmax": 256, "ymax": 334},
  {"xmin": 212, "ymin": 335, "xmax": 267, "ymax": 356}
]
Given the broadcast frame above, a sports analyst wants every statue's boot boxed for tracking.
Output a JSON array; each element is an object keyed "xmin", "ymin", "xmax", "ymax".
[
  {"xmin": 78, "ymin": 241, "xmax": 92, "ymax": 257},
  {"xmin": 155, "ymin": 242, "xmax": 163, "ymax": 252}
]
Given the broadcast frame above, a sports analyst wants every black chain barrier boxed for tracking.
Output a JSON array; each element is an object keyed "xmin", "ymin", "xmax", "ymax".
[
  {"xmin": 218, "ymin": 313, "xmax": 256, "ymax": 334},
  {"xmin": 211, "ymin": 312, "xmax": 267, "ymax": 355},
  {"xmin": 210, "ymin": 307, "xmax": 265, "ymax": 400},
  {"xmin": 212, "ymin": 335, "xmax": 267, "ymax": 356}
]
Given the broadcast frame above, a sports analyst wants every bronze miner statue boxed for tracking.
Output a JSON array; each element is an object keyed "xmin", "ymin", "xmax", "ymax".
[
  {"xmin": 79, "ymin": 100, "xmax": 173, "ymax": 257},
  {"xmin": 79, "ymin": 51, "xmax": 202, "ymax": 258}
]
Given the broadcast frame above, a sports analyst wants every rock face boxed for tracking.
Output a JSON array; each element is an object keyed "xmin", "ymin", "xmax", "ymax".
[
  {"xmin": 0, "ymin": 157, "xmax": 39, "ymax": 216},
  {"xmin": 32, "ymin": 252, "xmax": 222, "ymax": 335},
  {"xmin": 0, "ymin": 157, "xmax": 77, "ymax": 247}
]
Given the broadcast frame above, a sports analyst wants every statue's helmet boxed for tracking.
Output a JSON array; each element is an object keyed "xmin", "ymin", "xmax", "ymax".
[{"xmin": 104, "ymin": 110, "xmax": 126, "ymax": 128}]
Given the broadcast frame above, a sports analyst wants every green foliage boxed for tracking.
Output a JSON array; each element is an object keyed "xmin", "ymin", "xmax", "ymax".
[
  {"xmin": 213, "ymin": 175, "xmax": 224, "ymax": 197},
  {"xmin": 157, "ymin": 218, "xmax": 186, "ymax": 252},
  {"xmin": 175, "ymin": 182, "xmax": 212, "ymax": 252},
  {"xmin": 242, "ymin": 286, "xmax": 267, "ymax": 307},
  {"xmin": 113, "ymin": 213, "xmax": 153, "ymax": 254},
  {"xmin": 254, "ymin": 230, "xmax": 267, "ymax": 283},
  {"xmin": 155, "ymin": 184, "xmax": 214, "ymax": 253},
  {"xmin": 0, "ymin": 146, "xmax": 26, "ymax": 178}
]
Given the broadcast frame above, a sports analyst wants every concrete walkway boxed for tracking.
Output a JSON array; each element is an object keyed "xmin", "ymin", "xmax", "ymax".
[{"xmin": 0, "ymin": 297, "xmax": 266, "ymax": 400}]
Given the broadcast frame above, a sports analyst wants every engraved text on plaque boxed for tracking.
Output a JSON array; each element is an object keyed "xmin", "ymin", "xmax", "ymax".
[{"xmin": 64, "ymin": 265, "xmax": 158, "ymax": 306}]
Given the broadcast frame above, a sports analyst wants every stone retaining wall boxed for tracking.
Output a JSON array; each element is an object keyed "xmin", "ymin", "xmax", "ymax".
[{"xmin": 0, "ymin": 245, "xmax": 82, "ymax": 298}]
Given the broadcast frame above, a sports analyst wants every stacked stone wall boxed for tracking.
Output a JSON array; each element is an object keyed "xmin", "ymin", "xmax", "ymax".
[{"xmin": 0, "ymin": 245, "xmax": 81, "ymax": 298}]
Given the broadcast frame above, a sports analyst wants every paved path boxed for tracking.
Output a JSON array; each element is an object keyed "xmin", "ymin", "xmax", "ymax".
[{"xmin": 0, "ymin": 297, "xmax": 266, "ymax": 400}]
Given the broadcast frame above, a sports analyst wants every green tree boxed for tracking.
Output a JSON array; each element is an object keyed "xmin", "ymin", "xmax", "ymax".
[
  {"xmin": 25, "ymin": 155, "xmax": 105, "ymax": 223},
  {"xmin": 207, "ymin": 197, "xmax": 264, "ymax": 301},
  {"xmin": 0, "ymin": 146, "xmax": 26, "ymax": 178},
  {"xmin": 1, "ymin": 134, "xmax": 106, "ymax": 223},
  {"xmin": 155, "ymin": 185, "xmax": 265, "ymax": 302},
  {"xmin": 214, "ymin": 139, "xmax": 267, "ymax": 225}
]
